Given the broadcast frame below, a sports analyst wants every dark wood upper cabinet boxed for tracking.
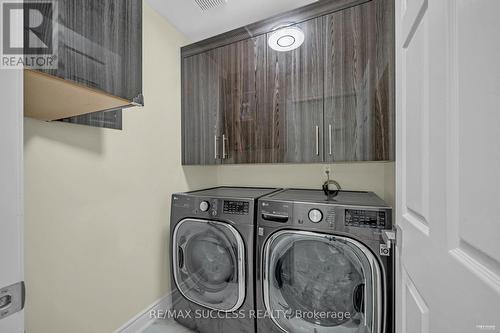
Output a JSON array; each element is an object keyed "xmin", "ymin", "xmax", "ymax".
[
  {"xmin": 53, "ymin": 0, "xmax": 143, "ymax": 102},
  {"xmin": 219, "ymin": 36, "xmax": 267, "ymax": 164},
  {"xmin": 182, "ymin": 50, "xmax": 223, "ymax": 165},
  {"xmin": 24, "ymin": 0, "xmax": 143, "ymax": 129},
  {"xmin": 324, "ymin": 0, "xmax": 395, "ymax": 161},
  {"xmin": 183, "ymin": 36, "xmax": 267, "ymax": 165},
  {"xmin": 266, "ymin": 17, "xmax": 324, "ymax": 163},
  {"xmin": 181, "ymin": 0, "xmax": 394, "ymax": 165}
]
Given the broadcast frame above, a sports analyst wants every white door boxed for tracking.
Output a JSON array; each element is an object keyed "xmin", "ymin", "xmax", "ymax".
[
  {"xmin": 396, "ymin": 0, "xmax": 500, "ymax": 332},
  {"xmin": 0, "ymin": 68, "xmax": 24, "ymax": 332}
]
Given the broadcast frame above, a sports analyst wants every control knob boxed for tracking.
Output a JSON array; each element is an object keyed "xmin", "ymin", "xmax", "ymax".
[
  {"xmin": 199, "ymin": 201, "xmax": 210, "ymax": 212},
  {"xmin": 308, "ymin": 209, "xmax": 323, "ymax": 223}
]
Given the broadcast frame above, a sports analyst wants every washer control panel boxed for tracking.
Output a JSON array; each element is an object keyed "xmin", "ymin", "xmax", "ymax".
[
  {"xmin": 223, "ymin": 200, "xmax": 250, "ymax": 215},
  {"xmin": 345, "ymin": 209, "xmax": 386, "ymax": 229}
]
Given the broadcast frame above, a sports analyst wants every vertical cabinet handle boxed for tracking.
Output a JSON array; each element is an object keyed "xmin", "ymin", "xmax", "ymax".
[
  {"xmin": 315, "ymin": 126, "xmax": 320, "ymax": 156},
  {"xmin": 329, "ymin": 124, "xmax": 333, "ymax": 156},
  {"xmin": 214, "ymin": 135, "xmax": 220, "ymax": 160},
  {"xmin": 222, "ymin": 134, "xmax": 228, "ymax": 159}
]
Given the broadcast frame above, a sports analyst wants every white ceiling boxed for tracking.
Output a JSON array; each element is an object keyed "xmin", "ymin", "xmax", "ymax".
[{"xmin": 146, "ymin": 0, "xmax": 318, "ymax": 43}]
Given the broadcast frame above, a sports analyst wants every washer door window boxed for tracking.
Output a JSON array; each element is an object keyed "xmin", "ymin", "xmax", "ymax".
[
  {"xmin": 173, "ymin": 219, "xmax": 245, "ymax": 312},
  {"xmin": 264, "ymin": 231, "xmax": 383, "ymax": 333}
]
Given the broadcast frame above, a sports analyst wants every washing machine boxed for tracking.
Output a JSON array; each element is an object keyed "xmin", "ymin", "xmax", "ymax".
[
  {"xmin": 170, "ymin": 186, "xmax": 281, "ymax": 333},
  {"xmin": 256, "ymin": 189, "xmax": 395, "ymax": 333}
]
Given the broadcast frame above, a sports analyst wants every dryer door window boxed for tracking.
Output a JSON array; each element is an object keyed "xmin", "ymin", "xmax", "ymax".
[
  {"xmin": 263, "ymin": 230, "xmax": 383, "ymax": 333},
  {"xmin": 173, "ymin": 219, "xmax": 245, "ymax": 312}
]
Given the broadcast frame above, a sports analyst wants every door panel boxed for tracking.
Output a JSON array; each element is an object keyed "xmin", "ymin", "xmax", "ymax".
[
  {"xmin": 324, "ymin": 0, "xmax": 395, "ymax": 162},
  {"xmin": 455, "ymin": 0, "xmax": 500, "ymax": 267},
  {"xmin": 396, "ymin": 1, "xmax": 500, "ymax": 332},
  {"xmin": 266, "ymin": 17, "xmax": 324, "ymax": 163},
  {"xmin": 172, "ymin": 219, "xmax": 245, "ymax": 312},
  {"xmin": 402, "ymin": 0, "xmax": 430, "ymax": 234},
  {"xmin": 264, "ymin": 231, "xmax": 382, "ymax": 333},
  {"xmin": 182, "ymin": 50, "xmax": 222, "ymax": 165},
  {"xmin": 0, "ymin": 70, "xmax": 24, "ymax": 332},
  {"xmin": 401, "ymin": 270, "xmax": 429, "ymax": 333},
  {"xmin": 219, "ymin": 36, "xmax": 268, "ymax": 164}
]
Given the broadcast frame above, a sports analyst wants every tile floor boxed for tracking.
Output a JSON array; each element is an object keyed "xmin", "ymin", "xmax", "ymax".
[{"xmin": 142, "ymin": 319, "xmax": 194, "ymax": 333}]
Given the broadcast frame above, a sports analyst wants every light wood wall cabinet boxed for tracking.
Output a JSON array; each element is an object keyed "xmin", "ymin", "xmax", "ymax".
[
  {"xmin": 24, "ymin": 0, "xmax": 143, "ymax": 129},
  {"xmin": 181, "ymin": 0, "xmax": 394, "ymax": 165}
]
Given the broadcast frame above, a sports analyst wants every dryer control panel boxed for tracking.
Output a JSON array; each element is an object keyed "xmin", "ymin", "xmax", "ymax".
[
  {"xmin": 223, "ymin": 200, "xmax": 250, "ymax": 215},
  {"xmin": 345, "ymin": 209, "xmax": 386, "ymax": 229}
]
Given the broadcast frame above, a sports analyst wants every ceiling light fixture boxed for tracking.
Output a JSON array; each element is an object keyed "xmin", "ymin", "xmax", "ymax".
[{"xmin": 268, "ymin": 26, "xmax": 305, "ymax": 52}]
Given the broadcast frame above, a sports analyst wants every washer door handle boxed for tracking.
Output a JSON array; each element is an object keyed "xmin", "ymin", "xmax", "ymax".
[
  {"xmin": 275, "ymin": 257, "xmax": 284, "ymax": 289},
  {"xmin": 178, "ymin": 246, "xmax": 184, "ymax": 269},
  {"xmin": 262, "ymin": 213, "xmax": 289, "ymax": 223},
  {"xmin": 353, "ymin": 283, "xmax": 365, "ymax": 313}
]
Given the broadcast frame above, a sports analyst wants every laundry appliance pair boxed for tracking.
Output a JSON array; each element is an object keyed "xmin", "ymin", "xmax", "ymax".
[{"xmin": 170, "ymin": 187, "xmax": 394, "ymax": 333}]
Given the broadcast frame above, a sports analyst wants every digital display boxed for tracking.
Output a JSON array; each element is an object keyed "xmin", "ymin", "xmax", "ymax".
[
  {"xmin": 223, "ymin": 201, "xmax": 250, "ymax": 215},
  {"xmin": 345, "ymin": 209, "xmax": 386, "ymax": 228}
]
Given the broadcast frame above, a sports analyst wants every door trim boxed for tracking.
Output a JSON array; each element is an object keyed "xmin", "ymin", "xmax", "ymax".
[
  {"xmin": 262, "ymin": 230, "xmax": 383, "ymax": 333},
  {"xmin": 172, "ymin": 218, "xmax": 246, "ymax": 312},
  {"xmin": 0, "ymin": 66, "xmax": 23, "ymax": 332}
]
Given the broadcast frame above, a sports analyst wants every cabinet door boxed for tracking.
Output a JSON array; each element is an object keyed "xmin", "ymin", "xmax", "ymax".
[
  {"xmin": 266, "ymin": 17, "xmax": 324, "ymax": 163},
  {"xmin": 53, "ymin": 0, "xmax": 142, "ymax": 100},
  {"xmin": 324, "ymin": 0, "xmax": 395, "ymax": 161},
  {"xmin": 45, "ymin": 0, "xmax": 143, "ymax": 129},
  {"xmin": 219, "ymin": 36, "xmax": 267, "ymax": 164},
  {"xmin": 182, "ymin": 50, "xmax": 223, "ymax": 165}
]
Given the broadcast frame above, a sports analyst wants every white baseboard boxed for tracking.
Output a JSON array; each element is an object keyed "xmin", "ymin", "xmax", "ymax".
[{"xmin": 113, "ymin": 293, "xmax": 172, "ymax": 333}]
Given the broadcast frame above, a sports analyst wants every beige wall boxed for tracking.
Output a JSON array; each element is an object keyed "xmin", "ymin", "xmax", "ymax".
[
  {"xmin": 24, "ymin": 4, "xmax": 395, "ymax": 333},
  {"xmin": 24, "ymin": 4, "xmax": 217, "ymax": 333},
  {"xmin": 216, "ymin": 162, "xmax": 395, "ymax": 208}
]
